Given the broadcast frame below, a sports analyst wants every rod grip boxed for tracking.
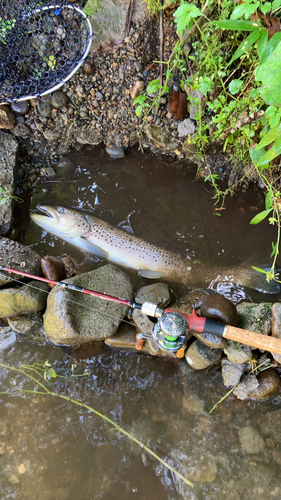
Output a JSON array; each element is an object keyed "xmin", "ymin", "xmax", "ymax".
[{"xmin": 224, "ymin": 325, "xmax": 281, "ymax": 355}]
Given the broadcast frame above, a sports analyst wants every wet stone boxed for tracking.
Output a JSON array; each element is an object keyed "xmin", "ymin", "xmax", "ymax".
[
  {"xmin": 0, "ymin": 105, "xmax": 15, "ymax": 129},
  {"xmin": 44, "ymin": 264, "xmax": 134, "ymax": 346},
  {"xmin": 83, "ymin": 60, "xmax": 95, "ymax": 75},
  {"xmin": 60, "ymin": 256, "xmax": 78, "ymax": 278},
  {"xmin": 237, "ymin": 302, "xmax": 272, "ymax": 336},
  {"xmin": 0, "ymin": 237, "xmax": 42, "ymax": 288},
  {"xmin": 129, "ymin": 80, "xmax": 145, "ymax": 100},
  {"xmin": 10, "ymin": 100, "xmax": 30, "ymax": 115},
  {"xmin": 224, "ymin": 340, "xmax": 252, "ymax": 364},
  {"xmin": 177, "ymin": 118, "xmax": 195, "ymax": 138},
  {"xmin": 7, "ymin": 313, "xmax": 43, "ymax": 334},
  {"xmin": 185, "ymin": 339, "xmax": 222, "ymax": 370},
  {"xmin": 56, "ymin": 157, "xmax": 76, "ymax": 173},
  {"xmin": 105, "ymin": 144, "xmax": 125, "ymax": 158},
  {"xmin": 178, "ymin": 290, "xmax": 210, "ymax": 310},
  {"xmin": 238, "ymin": 426, "xmax": 265, "ymax": 454},
  {"xmin": 76, "ymin": 128, "xmax": 102, "ymax": 146},
  {"xmin": 145, "ymin": 124, "xmax": 177, "ymax": 151},
  {"xmin": 41, "ymin": 256, "xmax": 66, "ymax": 288},
  {"xmin": 50, "ymin": 91, "xmax": 68, "ymax": 109},
  {"xmin": 201, "ymin": 293, "xmax": 238, "ymax": 326},
  {"xmin": 194, "ymin": 331, "xmax": 228, "ymax": 349},
  {"xmin": 233, "ymin": 374, "xmax": 259, "ymax": 400},
  {"xmin": 13, "ymin": 124, "xmax": 29, "ymax": 139},
  {"xmin": 221, "ymin": 359, "xmax": 246, "ymax": 388},
  {"xmin": 246, "ymin": 368, "xmax": 281, "ymax": 401},
  {"xmin": 0, "ymin": 281, "xmax": 49, "ymax": 318},
  {"xmin": 37, "ymin": 100, "xmax": 52, "ymax": 117},
  {"xmin": 272, "ymin": 303, "xmax": 281, "ymax": 339}
]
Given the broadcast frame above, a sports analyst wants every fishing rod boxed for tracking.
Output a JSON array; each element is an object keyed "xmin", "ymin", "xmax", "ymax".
[{"xmin": 1, "ymin": 265, "xmax": 281, "ymax": 358}]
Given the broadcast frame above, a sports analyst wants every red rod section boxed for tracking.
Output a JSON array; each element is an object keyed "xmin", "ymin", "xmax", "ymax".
[{"xmin": 0, "ymin": 265, "xmax": 131, "ymax": 307}]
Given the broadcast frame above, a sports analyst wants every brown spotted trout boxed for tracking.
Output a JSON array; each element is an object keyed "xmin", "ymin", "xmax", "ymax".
[{"xmin": 31, "ymin": 204, "xmax": 280, "ymax": 294}]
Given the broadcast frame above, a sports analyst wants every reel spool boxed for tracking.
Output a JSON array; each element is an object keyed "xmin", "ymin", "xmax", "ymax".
[{"xmin": 136, "ymin": 311, "xmax": 188, "ymax": 358}]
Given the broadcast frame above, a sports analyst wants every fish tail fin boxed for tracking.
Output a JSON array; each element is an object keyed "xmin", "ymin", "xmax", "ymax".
[{"xmin": 250, "ymin": 265, "xmax": 281, "ymax": 294}]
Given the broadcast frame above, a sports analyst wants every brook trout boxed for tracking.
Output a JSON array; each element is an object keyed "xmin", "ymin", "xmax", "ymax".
[{"xmin": 31, "ymin": 204, "xmax": 279, "ymax": 293}]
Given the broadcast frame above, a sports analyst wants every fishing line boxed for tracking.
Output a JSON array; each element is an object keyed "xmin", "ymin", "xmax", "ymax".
[{"xmin": 0, "ymin": 272, "xmax": 135, "ymax": 328}]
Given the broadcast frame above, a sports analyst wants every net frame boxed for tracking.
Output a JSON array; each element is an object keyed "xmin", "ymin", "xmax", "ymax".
[{"xmin": 0, "ymin": 2, "xmax": 93, "ymax": 104}]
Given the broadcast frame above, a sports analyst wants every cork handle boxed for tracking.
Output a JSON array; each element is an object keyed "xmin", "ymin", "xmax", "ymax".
[{"xmin": 224, "ymin": 326, "xmax": 281, "ymax": 355}]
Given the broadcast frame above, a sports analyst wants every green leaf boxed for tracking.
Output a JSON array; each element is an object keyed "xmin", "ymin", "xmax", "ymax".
[
  {"xmin": 258, "ymin": 32, "xmax": 281, "ymax": 68},
  {"xmin": 250, "ymin": 208, "xmax": 273, "ymax": 224},
  {"xmin": 265, "ymin": 188, "xmax": 274, "ymax": 210},
  {"xmin": 272, "ymin": 0, "xmax": 281, "ymax": 9},
  {"xmin": 134, "ymin": 94, "xmax": 147, "ymax": 105},
  {"xmin": 249, "ymin": 87, "xmax": 260, "ymax": 98},
  {"xmin": 256, "ymin": 39, "xmax": 281, "ymax": 106},
  {"xmin": 135, "ymin": 105, "xmax": 143, "ymax": 117},
  {"xmin": 256, "ymin": 126, "xmax": 279, "ymax": 149},
  {"xmin": 251, "ymin": 265, "xmax": 269, "ymax": 274},
  {"xmin": 229, "ymin": 79, "xmax": 244, "ymax": 94},
  {"xmin": 231, "ymin": 2, "xmax": 260, "ymax": 20},
  {"xmin": 271, "ymin": 241, "xmax": 278, "ymax": 258},
  {"xmin": 260, "ymin": 2, "xmax": 272, "ymax": 14},
  {"xmin": 173, "ymin": 2, "xmax": 201, "ymax": 35},
  {"xmin": 147, "ymin": 78, "xmax": 161, "ymax": 94},
  {"xmin": 265, "ymin": 105, "xmax": 278, "ymax": 118},
  {"xmin": 213, "ymin": 20, "xmax": 261, "ymax": 31},
  {"xmin": 230, "ymin": 29, "xmax": 262, "ymax": 63},
  {"xmin": 257, "ymin": 30, "xmax": 268, "ymax": 57},
  {"xmin": 256, "ymin": 135, "xmax": 281, "ymax": 166},
  {"xmin": 250, "ymin": 144, "xmax": 266, "ymax": 164}
]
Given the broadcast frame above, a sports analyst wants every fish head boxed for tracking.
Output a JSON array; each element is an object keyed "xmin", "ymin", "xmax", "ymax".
[{"xmin": 31, "ymin": 205, "xmax": 91, "ymax": 239}]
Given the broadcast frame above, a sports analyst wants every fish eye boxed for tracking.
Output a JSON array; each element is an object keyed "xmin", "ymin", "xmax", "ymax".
[{"xmin": 57, "ymin": 207, "xmax": 64, "ymax": 213}]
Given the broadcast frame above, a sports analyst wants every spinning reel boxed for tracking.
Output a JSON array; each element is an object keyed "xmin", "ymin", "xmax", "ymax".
[{"xmin": 135, "ymin": 304, "xmax": 189, "ymax": 358}]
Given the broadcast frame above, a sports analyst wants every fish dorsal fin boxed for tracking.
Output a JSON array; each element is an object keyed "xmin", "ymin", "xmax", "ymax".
[
  {"xmin": 139, "ymin": 269, "xmax": 164, "ymax": 279},
  {"xmin": 78, "ymin": 237, "xmax": 109, "ymax": 258}
]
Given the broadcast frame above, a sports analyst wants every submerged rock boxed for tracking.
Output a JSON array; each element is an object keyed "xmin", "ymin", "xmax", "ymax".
[
  {"xmin": 185, "ymin": 339, "xmax": 222, "ymax": 370},
  {"xmin": 238, "ymin": 426, "xmax": 265, "ymax": 454},
  {"xmin": 0, "ymin": 238, "xmax": 42, "ymax": 288},
  {"xmin": 182, "ymin": 391, "xmax": 205, "ymax": 415},
  {"xmin": 44, "ymin": 264, "xmax": 134, "ymax": 346},
  {"xmin": 0, "ymin": 327, "xmax": 17, "ymax": 350},
  {"xmin": 105, "ymin": 144, "xmax": 125, "ymax": 158},
  {"xmin": 0, "ymin": 281, "xmax": 49, "ymax": 318}
]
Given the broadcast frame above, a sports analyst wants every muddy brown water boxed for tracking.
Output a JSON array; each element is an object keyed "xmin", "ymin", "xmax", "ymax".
[{"xmin": 1, "ymin": 147, "xmax": 281, "ymax": 499}]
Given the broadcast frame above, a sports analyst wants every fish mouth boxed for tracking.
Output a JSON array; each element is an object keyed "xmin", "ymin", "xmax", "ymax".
[{"xmin": 30, "ymin": 204, "xmax": 60, "ymax": 229}]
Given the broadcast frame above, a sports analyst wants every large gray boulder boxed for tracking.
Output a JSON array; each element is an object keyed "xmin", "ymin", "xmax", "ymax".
[
  {"xmin": 84, "ymin": 0, "xmax": 148, "ymax": 51},
  {"xmin": 0, "ymin": 132, "xmax": 18, "ymax": 234},
  {"xmin": 43, "ymin": 264, "xmax": 134, "ymax": 346}
]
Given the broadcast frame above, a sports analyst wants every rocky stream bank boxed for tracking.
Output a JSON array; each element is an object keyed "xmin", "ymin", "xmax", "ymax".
[{"xmin": 1, "ymin": 236, "xmax": 281, "ymax": 406}]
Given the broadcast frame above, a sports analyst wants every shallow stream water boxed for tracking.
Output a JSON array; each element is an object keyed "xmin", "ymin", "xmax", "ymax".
[{"xmin": 1, "ymin": 147, "xmax": 281, "ymax": 499}]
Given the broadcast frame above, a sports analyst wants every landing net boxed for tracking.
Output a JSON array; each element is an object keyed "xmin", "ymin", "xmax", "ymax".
[{"xmin": 0, "ymin": 1, "xmax": 92, "ymax": 103}]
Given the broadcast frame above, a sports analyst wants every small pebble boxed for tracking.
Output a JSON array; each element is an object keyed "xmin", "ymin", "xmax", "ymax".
[
  {"xmin": 11, "ymin": 100, "xmax": 30, "ymax": 115},
  {"xmin": 41, "ymin": 256, "xmax": 66, "ymax": 288},
  {"xmin": 82, "ymin": 60, "xmax": 95, "ymax": 75},
  {"xmin": 50, "ymin": 91, "xmax": 68, "ymax": 110}
]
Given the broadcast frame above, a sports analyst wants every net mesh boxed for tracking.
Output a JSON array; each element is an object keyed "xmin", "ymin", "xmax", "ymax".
[{"xmin": 0, "ymin": 1, "xmax": 92, "ymax": 103}]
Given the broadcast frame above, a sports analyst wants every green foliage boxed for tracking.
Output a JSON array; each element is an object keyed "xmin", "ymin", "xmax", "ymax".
[
  {"xmin": 173, "ymin": 2, "xmax": 201, "ymax": 34},
  {"xmin": 0, "ymin": 187, "xmax": 22, "ymax": 205}
]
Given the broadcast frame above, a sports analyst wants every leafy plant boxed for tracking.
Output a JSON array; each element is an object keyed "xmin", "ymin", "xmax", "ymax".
[{"xmin": 0, "ymin": 187, "xmax": 22, "ymax": 205}]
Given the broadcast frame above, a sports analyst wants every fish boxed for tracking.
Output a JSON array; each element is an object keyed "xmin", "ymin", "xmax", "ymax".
[{"xmin": 30, "ymin": 204, "xmax": 280, "ymax": 294}]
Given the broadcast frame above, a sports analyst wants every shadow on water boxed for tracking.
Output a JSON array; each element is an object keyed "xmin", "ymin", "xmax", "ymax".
[{"xmin": 1, "ymin": 146, "xmax": 281, "ymax": 499}]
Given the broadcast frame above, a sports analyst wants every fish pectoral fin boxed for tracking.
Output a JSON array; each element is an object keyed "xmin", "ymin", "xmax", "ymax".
[
  {"xmin": 78, "ymin": 237, "xmax": 109, "ymax": 258},
  {"xmin": 139, "ymin": 269, "xmax": 164, "ymax": 279}
]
